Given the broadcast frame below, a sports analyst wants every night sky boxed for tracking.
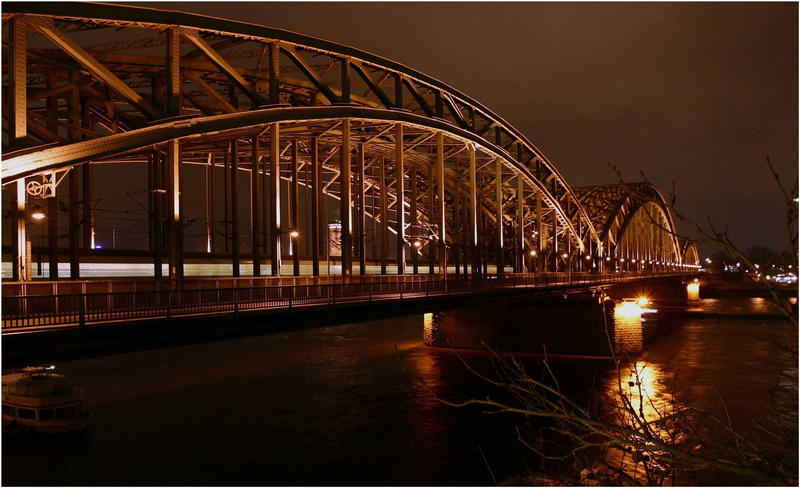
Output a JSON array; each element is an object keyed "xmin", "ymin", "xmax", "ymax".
[{"xmin": 133, "ymin": 2, "xmax": 798, "ymax": 254}]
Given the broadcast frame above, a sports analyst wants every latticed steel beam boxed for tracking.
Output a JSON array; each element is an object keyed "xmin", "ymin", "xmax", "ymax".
[{"xmin": 26, "ymin": 16, "xmax": 158, "ymax": 119}]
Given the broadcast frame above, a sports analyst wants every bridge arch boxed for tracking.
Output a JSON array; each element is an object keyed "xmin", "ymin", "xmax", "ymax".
[
  {"xmin": 575, "ymin": 183, "xmax": 686, "ymax": 270},
  {"xmin": 1, "ymin": 4, "xmax": 704, "ymax": 281}
]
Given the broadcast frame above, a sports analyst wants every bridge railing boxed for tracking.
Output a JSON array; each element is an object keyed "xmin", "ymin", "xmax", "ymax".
[{"xmin": 1, "ymin": 272, "xmax": 686, "ymax": 331}]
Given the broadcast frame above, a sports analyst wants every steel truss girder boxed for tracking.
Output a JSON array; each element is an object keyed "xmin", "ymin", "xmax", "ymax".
[
  {"xmin": 3, "ymin": 2, "xmax": 598, "ymax": 247},
  {"xmin": 3, "ymin": 106, "xmax": 588, "ymax": 250}
]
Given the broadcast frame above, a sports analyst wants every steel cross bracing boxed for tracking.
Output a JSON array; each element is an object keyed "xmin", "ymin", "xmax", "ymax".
[{"xmin": 1, "ymin": 4, "xmax": 697, "ymax": 282}]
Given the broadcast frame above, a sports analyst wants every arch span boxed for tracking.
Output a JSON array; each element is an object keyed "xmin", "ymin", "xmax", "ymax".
[
  {"xmin": 1, "ymin": 4, "xmax": 696, "ymax": 281},
  {"xmin": 575, "ymin": 182, "xmax": 686, "ymax": 268}
]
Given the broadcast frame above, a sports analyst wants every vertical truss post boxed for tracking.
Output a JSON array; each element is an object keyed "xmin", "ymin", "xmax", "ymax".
[
  {"xmin": 270, "ymin": 123, "xmax": 281, "ymax": 276},
  {"xmin": 230, "ymin": 138, "xmax": 240, "ymax": 277},
  {"xmin": 495, "ymin": 159, "xmax": 503, "ymax": 277},
  {"xmin": 379, "ymin": 156, "xmax": 388, "ymax": 274},
  {"xmin": 69, "ymin": 167, "xmax": 80, "ymax": 279},
  {"xmin": 82, "ymin": 164, "xmax": 93, "ymax": 250},
  {"xmin": 340, "ymin": 119, "xmax": 352, "ymax": 279},
  {"xmin": 224, "ymin": 145, "xmax": 230, "ymax": 253},
  {"xmin": 251, "ymin": 138, "xmax": 261, "ymax": 276},
  {"xmin": 394, "ymin": 74, "xmax": 403, "ymax": 108},
  {"xmin": 48, "ymin": 190, "xmax": 58, "ymax": 280},
  {"xmin": 167, "ymin": 140, "xmax": 183, "ymax": 283},
  {"xmin": 535, "ymin": 192, "xmax": 543, "ymax": 272},
  {"xmin": 357, "ymin": 142, "xmax": 366, "ymax": 276},
  {"xmin": 208, "ymin": 154, "xmax": 215, "ymax": 253},
  {"xmin": 10, "ymin": 15, "xmax": 27, "ymax": 150},
  {"xmin": 395, "ymin": 124, "xmax": 405, "ymax": 275},
  {"xmin": 13, "ymin": 181, "xmax": 27, "ymax": 281},
  {"xmin": 205, "ymin": 155, "xmax": 211, "ymax": 253},
  {"xmin": 410, "ymin": 168, "xmax": 418, "ymax": 274},
  {"xmin": 453, "ymin": 186, "xmax": 464, "ymax": 278},
  {"xmin": 516, "ymin": 176, "xmax": 524, "ymax": 273},
  {"xmin": 268, "ymin": 42, "xmax": 280, "ymax": 104},
  {"xmin": 340, "ymin": 58, "xmax": 351, "ymax": 104},
  {"xmin": 291, "ymin": 139, "xmax": 300, "ymax": 276},
  {"xmin": 152, "ymin": 151, "xmax": 163, "ymax": 280},
  {"xmin": 552, "ymin": 211, "xmax": 559, "ymax": 272},
  {"xmin": 428, "ymin": 166, "xmax": 435, "ymax": 275},
  {"xmin": 468, "ymin": 144, "xmax": 478, "ymax": 277},
  {"xmin": 166, "ymin": 27, "xmax": 181, "ymax": 117},
  {"xmin": 436, "ymin": 132, "xmax": 446, "ymax": 276},
  {"xmin": 311, "ymin": 137, "xmax": 321, "ymax": 276}
]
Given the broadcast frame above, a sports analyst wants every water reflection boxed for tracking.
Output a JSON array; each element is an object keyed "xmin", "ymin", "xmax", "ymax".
[{"xmin": 2, "ymin": 298, "xmax": 796, "ymax": 486}]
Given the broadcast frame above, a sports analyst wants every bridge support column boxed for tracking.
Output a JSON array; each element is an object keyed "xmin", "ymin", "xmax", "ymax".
[
  {"xmin": 82, "ymin": 163, "xmax": 94, "ymax": 251},
  {"xmin": 230, "ymin": 138, "xmax": 239, "ymax": 277},
  {"xmin": 251, "ymin": 137, "xmax": 261, "ymax": 276},
  {"xmin": 167, "ymin": 140, "xmax": 183, "ymax": 283},
  {"xmin": 468, "ymin": 144, "xmax": 478, "ymax": 278},
  {"xmin": 270, "ymin": 123, "xmax": 282, "ymax": 277},
  {"xmin": 151, "ymin": 151, "xmax": 163, "ymax": 280},
  {"xmin": 436, "ymin": 132, "xmax": 447, "ymax": 276},
  {"xmin": 395, "ymin": 124, "xmax": 405, "ymax": 275},
  {"xmin": 47, "ymin": 191, "xmax": 58, "ymax": 280},
  {"xmin": 311, "ymin": 137, "xmax": 321, "ymax": 276},
  {"xmin": 356, "ymin": 142, "xmax": 366, "ymax": 276},
  {"xmin": 536, "ymin": 191, "xmax": 544, "ymax": 272},
  {"xmin": 495, "ymin": 159, "xmax": 503, "ymax": 277},
  {"xmin": 9, "ymin": 15, "xmax": 27, "ymax": 151},
  {"xmin": 340, "ymin": 119, "xmax": 352, "ymax": 279},
  {"xmin": 291, "ymin": 139, "xmax": 301, "ymax": 276},
  {"xmin": 207, "ymin": 154, "xmax": 215, "ymax": 254},
  {"xmin": 12, "ymin": 181, "xmax": 27, "ymax": 281},
  {"xmin": 552, "ymin": 211, "xmax": 559, "ymax": 272},
  {"xmin": 379, "ymin": 156, "xmax": 388, "ymax": 275},
  {"xmin": 428, "ymin": 166, "xmax": 435, "ymax": 275},
  {"xmin": 516, "ymin": 175, "xmax": 524, "ymax": 273},
  {"xmin": 410, "ymin": 168, "xmax": 418, "ymax": 274}
]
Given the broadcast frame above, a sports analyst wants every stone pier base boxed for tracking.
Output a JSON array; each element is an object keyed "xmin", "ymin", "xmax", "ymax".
[{"xmin": 423, "ymin": 294, "xmax": 639, "ymax": 356}]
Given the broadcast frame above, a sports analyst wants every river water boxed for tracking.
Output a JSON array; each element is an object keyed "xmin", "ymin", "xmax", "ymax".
[{"xmin": 2, "ymin": 297, "xmax": 797, "ymax": 485}]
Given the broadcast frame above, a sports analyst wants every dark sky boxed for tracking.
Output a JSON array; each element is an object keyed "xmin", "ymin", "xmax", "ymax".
[{"xmin": 135, "ymin": 1, "xmax": 798, "ymax": 254}]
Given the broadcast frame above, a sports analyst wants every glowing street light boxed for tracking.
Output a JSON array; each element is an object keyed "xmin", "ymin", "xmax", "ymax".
[
  {"xmin": 529, "ymin": 250, "xmax": 537, "ymax": 256},
  {"xmin": 289, "ymin": 230, "xmax": 300, "ymax": 238},
  {"xmin": 636, "ymin": 296, "xmax": 650, "ymax": 307},
  {"xmin": 30, "ymin": 210, "xmax": 45, "ymax": 220}
]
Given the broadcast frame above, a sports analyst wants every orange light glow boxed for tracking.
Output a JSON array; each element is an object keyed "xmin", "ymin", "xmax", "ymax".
[{"xmin": 686, "ymin": 282, "xmax": 700, "ymax": 301}]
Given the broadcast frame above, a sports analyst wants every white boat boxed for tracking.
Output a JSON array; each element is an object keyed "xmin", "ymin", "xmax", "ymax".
[{"xmin": 2, "ymin": 366, "xmax": 88, "ymax": 433}]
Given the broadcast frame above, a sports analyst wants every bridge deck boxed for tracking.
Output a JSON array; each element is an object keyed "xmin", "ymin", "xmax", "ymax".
[{"xmin": 2, "ymin": 272, "xmax": 688, "ymax": 333}]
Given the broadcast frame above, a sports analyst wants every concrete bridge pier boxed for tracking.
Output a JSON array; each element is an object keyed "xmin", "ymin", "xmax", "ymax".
[
  {"xmin": 423, "ymin": 276, "xmax": 697, "ymax": 356},
  {"xmin": 423, "ymin": 293, "xmax": 641, "ymax": 356}
]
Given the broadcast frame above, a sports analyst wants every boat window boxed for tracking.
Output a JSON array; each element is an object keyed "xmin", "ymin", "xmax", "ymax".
[
  {"xmin": 55, "ymin": 407, "xmax": 76, "ymax": 420},
  {"xmin": 2, "ymin": 405, "xmax": 15, "ymax": 417},
  {"xmin": 18, "ymin": 408, "xmax": 35, "ymax": 420},
  {"xmin": 38, "ymin": 409, "xmax": 54, "ymax": 421}
]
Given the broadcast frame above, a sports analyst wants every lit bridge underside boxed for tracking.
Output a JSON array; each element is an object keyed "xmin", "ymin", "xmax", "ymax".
[{"xmin": 1, "ymin": 4, "xmax": 699, "ymax": 330}]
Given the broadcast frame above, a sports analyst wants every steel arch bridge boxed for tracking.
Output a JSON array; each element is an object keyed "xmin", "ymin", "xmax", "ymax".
[{"xmin": 1, "ymin": 3, "xmax": 699, "ymax": 283}]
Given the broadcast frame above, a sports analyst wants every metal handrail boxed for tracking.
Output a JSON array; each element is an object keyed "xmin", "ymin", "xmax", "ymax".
[{"xmin": 1, "ymin": 272, "xmax": 688, "ymax": 331}]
